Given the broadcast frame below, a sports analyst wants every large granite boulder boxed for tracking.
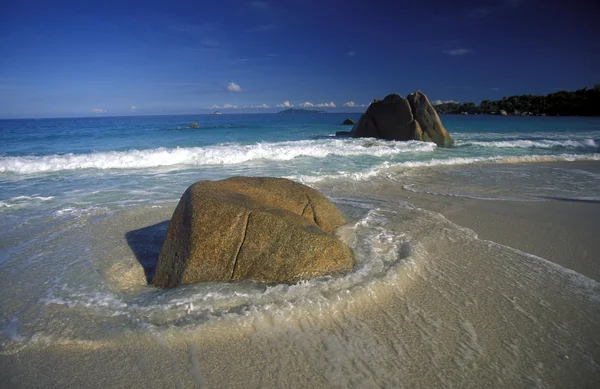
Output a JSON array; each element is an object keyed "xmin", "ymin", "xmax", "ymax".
[
  {"xmin": 152, "ymin": 177, "xmax": 354, "ymax": 288},
  {"xmin": 407, "ymin": 90, "xmax": 454, "ymax": 147},
  {"xmin": 342, "ymin": 118, "xmax": 355, "ymax": 125},
  {"xmin": 350, "ymin": 94, "xmax": 422, "ymax": 141}
]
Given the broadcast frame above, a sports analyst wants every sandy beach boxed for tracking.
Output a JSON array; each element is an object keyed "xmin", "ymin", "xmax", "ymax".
[
  {"xmin": 2, "ymin": 161, "xmax": 599, "ymax": 388},
  {"xmin": 394, "ymin": 161, "xmax": 600, "ymax": 281}
]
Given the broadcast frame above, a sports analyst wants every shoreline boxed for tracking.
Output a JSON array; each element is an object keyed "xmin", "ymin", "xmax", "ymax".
[
  {"xmin": 1, "ymin": 160, "xmax": 599, "ymax": 388},
  {"xmin": 393, "ymin": 160, "xmax": 600, "ymax": 281}
]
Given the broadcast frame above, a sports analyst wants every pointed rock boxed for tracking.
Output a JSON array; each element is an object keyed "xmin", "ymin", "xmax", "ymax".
[{"xmin": 407, "ymin": 90, "xmax": 454, "ymax": 147}]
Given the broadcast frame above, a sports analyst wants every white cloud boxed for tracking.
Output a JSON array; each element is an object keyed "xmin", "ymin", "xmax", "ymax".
[
  {"xmin": 241, "ymin": 104, "xmax": 271, "ymax": 109},
  {"xmin": 274, "ymin": 101, "xmax": 337, "ymax": 109},
  {"xmin": 347, "ymin": 51, "xmax": 355, "ymax": 57},
  {"xmin": 92, "ymin": 108, "xmax": 107, "ymax": 113},
  {"xmin": 276, "ymin": 101, "xmax": 293, "ymax": 108},
  {"xmin": 316, "ymin": 101, "xmax": 336, "ymax": 108},
  {"xmin": 442, "ymin": 48, "xmax": 472, "ymax": 56},
  {"xmin": 210, "ymin": 104, "xmax": 239, "ymax": 109},
  {"xmin": 227, "ymin": 81, "xmax": 243, "ymax": 92},
  {"xmin": 343, "ymin": 101, "xmax": 366, "ymax": 108},
  {"xmin": 210, "ymin": 103, "xmax": 270, "ymax": 109},
  {"xmin": 432, "ymin": 100, "xmax": 458, "ymax": 105},
  {"xmin": 130, "ymin": 105, "xmax": 137, "ymax": 112}
]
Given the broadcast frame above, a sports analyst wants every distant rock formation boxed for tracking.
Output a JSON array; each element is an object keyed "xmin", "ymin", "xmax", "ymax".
[
  {"xmin": 188, "ymin": 122, "xmax": 200, "ymax": 128},
  {"xmin": 350, "ymin": 91, "xmax": 454, "ymax": 147},
  {"xmin": 351, "ymin": 94, "xmax": 421, "ymax": 141},
  {"xmin": 342, "ymin": 118, "xmax": 355, "ymax": 125},
  {"xmin": 152, "ymin": 177, "xmax": 354, "ymax": 288},
  {"xmin": 278, "ymin": 108, "xmax": 327, "ymax": 114},
  {"xmin": 213, "ymin": 111, "xmax": 222, "ymax": 115}
]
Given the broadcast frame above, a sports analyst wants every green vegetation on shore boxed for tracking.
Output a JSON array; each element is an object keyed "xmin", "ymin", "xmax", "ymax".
[{"xmin": 434, "ymin": 84, "xmax": 600, "ymax": 116}]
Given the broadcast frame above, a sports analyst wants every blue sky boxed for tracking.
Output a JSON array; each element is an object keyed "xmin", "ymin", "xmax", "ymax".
[{"xmin": 1, "ymin": 0, "xmax": 599, "ymax": 118}]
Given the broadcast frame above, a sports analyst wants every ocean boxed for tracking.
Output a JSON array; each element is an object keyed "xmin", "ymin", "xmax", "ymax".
[{"xmin": 1, "ymin": 113, "xmax": 600, "ymax": 388}]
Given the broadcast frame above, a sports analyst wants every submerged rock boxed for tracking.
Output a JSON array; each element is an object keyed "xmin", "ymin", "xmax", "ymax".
[
  {"xmin": 188, "ymin": 122, "xmax": 200, "ymax": 128},
  {"xmin": 342, "ymin": 118, "xmax": 355, "ymax": 125},
  {"xmin": 152, "ymin": 177, "xmax": 354, "ymax": 288},
  {"xmin": 407, "ymin": 90, "xmax": 454, "ymax": 147}
]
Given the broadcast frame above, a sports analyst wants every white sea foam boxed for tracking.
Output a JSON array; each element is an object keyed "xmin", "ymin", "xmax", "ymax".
[
  {"xmin": 0, "ymin": 195, "xmax": 55, "ymax": 210},
  {"xmin": 457, "ymin": 138, "xmax": 598, "ymax": 149},
  {"xmin": 291, "ymin": 153, "xmax": 600, "ymax": 184},
  {"xmin": 35, "ymin": 204, "xmax": 416, "ymax": 324},
  {"xmin": 10, "ymin": 195, "xmax": 54, "ymax": 201},
  {"xmin": 0, "ymin": 139, "xmax": 436, "ymax": 174},
  {"xmin": 52, "ymin": 206, "xmax": 109, "ymax": 218}
]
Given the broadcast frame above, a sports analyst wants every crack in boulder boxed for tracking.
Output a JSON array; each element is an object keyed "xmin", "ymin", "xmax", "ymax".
[{"xmin": 230, "ymin": 211, "xmax": 251, "ymax": 280}]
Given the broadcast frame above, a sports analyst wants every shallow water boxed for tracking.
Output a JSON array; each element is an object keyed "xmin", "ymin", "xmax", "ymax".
[{"xmin": 3, "ymin": 170, "xmax": 599, "ymax": 388}]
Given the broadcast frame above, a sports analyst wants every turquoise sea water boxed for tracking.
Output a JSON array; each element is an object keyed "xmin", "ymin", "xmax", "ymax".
[
  {"xmin": 1, "ymin": 114, "xmax": 599, "ymax": 208},
  {"xmin": 1, "ymin": 113, "xmax": 600, "ymax": 387}
]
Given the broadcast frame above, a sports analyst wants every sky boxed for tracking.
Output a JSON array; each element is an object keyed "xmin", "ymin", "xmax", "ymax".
[{"xmin": 0, "ymin": 0, "xmax": 599, "ymax": 118}]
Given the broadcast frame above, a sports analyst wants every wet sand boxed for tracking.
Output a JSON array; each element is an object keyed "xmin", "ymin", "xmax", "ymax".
[
  {"xmin": 395, "ymin": 160, "xmax": 600, "ymax": 281},
  {"xmin": 1, "ymin": 161, "xmax": 599, "ymax": 389}
]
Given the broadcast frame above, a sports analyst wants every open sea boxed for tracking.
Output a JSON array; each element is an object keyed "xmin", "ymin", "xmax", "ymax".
[{"xmin": 1, "ymin": 113, "xmax": 600, "ymax": 388}]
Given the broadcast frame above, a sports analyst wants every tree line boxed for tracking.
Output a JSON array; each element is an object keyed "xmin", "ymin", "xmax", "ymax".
[{"xmin": 434, "ymin": 84, "xmax": 600, "ymax": 116}]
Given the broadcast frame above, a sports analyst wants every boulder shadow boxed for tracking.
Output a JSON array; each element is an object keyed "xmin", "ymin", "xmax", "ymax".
[{"xmin": 125, "ymin": 221, "xmax": 170, "ymax": 284}]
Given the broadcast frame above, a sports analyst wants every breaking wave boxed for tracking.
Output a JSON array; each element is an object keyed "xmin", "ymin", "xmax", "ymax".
[
  {"xmin": 0, "ymin": 139, "xmax": 436, "ymax": 175},
  {"xmin": 291, "ymin": 153, "xmax": 600, "ymax": 184},
  {"xmin": 457, "ymin": 138, "xmax": 598, "ymax": 150}
]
